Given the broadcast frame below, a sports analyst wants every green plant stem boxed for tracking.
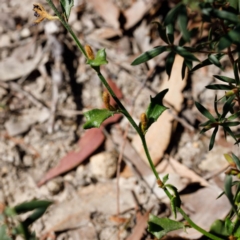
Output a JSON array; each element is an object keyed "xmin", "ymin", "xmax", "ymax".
[
  {"xmin": 45, "ymin": 0, "xmax": 87, "ymax": 58},
  {"xmin": 177, "ymin": 208, "xmax": 222, "ymax": 240},
  {"xmin": 96, "ymin": 70, "xmax": 161, "ymax": 181}
]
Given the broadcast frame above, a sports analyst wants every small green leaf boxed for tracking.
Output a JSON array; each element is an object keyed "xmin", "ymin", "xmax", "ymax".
[
  {"xmin": 234, "ymin": 62, "xmax": 240, "ymax": 85},
  {"xmin": 208, "ymin": 54, "xmax": 222, "ymax": 69},
  {"xmin": 221, "ymin": 95, "xmax": 235, "ymax": 119},
  {"xmin": 178, "ymin": 5, "xmax": 190, "ymax": 42},
  {"xmin": 165, "ymin": 184, "xmax": 181, "ymax": 208},
  {"xmin": 83, "ymin": 109, "xmax": 114, "ymax": 129},
  {"xmin": 205, "ymin": 84, "xmax": 234, "ymax": 90},
  {"xmin": 164, "ymin": 3, "xmax": 183, "ymax": 25},
  {"xmin": 170, "ymin": 196, "xmax": 178, "ymax": 219},
  {"xmin": 87, "ymin": 49, "xmax": 108, "ymax": 67},
  {"xmin": 60, "ymin": 0, "xmax": 74, "ymax": 21},
  {"xmin": 213, "ymin": 75, "xmax": 236, "ymax": 84},
  {"xmin": 228, "ymin": 111, "xmax": 240, "ymax": 121},
  {"xmin": 166, "ymin": 52, "xmax": 175, "ymax": 78},
  {"xmin": 131, "ymin": 46, "xmax": 167, "ymax": 66},
  {"xmin": 191, "ymin": 59, "xmax": 212, "ymax": 72},
  {"xmin": 225, "ymin": 175, "xmax": 237, "ymax": 212},
  {"xmin": 152, "ymin": 22, "xmax": 168, "ymax": 44},
  {"xmin": 174, "ymin": 46, "xmax": 199, "ymax": 62},
  {"xmin": 209, "ymin": 126, "xmax": 219, "ymax": 151},
  {"xmin": 214, "ymin": 95, "xmax": 221, "ymax": 118},
  {"xmin": 162, "ymin": 174, "xmax": 169, "ymax": 184},
  {"xmin": 232, "ymin": 153, "xmax": 240, "ymax": 169},
  {"xmin": 148, "ymin": 214, "xmax": 185, "ymax": 239},
  {"xmin": 166, "ymin": 24, "xmax": 174, "ymax": 44},
  {"xmin": 13, "ymin": 200, "xmax": 53, "ymax": 215},
  {"xmin": 22, "ymin": 207, "xmax": 49, "ymax": 227},
  {"xmin": 218, "ymin": 27, "xmax": 240, "ymax": 50},
  {"xmin": 210, "ymin": 219, "xmax": 231, "ymax": 237},
  {"xmin": 212, "ymin": 9, "xmax": 240, "ymax": 23},
  {"xmin": 224, "ymin": 126, "xmax": 237, "ymax": 142},
  {"xmin": 0, "ymin": 225, "xmax": 12, "ymax": 240},
  {"xmin": 146, "ymin": 89, "xmax": 169, "ymax": 128},
  {"xmin": 221, "ymin": 121, "xmax": 240, "ymax": 127},
  {"xmin": 195, "ymin": 102, "xmax": 215, "ymax": 121}
]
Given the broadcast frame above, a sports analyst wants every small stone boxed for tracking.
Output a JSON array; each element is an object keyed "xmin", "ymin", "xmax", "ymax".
[
  {"xmin": 90, "ymin": 152, "xmax": 117, "ymax": 179},
  {"xmin": 23, "ymin": 155, "xmax": 33, "ymax": 167},
  {"xmin": 44, "ymin": 21, "xmax": 59, "ymax": 35},
  {"xmin": 0, "ymin": 34, "xmax": 10, "ymax": 48},
  {"xmin": 47, "ymin": 178, "xmax": 63, "ymax": 195},
  {"xmin": 20, "ymin": 28, "xmax": 31, "ymax": 38}
]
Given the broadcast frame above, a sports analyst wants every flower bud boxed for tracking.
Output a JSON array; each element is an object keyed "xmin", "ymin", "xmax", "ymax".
[
  {"xmin": 157, "ymin": 179, "xmax": 164, "ymax": 188},
  {"xmin": 140, "ymin": 113, "xmax": 148, "ymax": 133},
  {"xmin": 225, "ymin": 88, "xmax": 238, "ymax": 97},
  {"xmin": 85, "ymin": 45, "xmax": 95, "ymax": 60},
  {"xmin": 102, "ymin": 91, "xmax": 115, "ymax": 111}
]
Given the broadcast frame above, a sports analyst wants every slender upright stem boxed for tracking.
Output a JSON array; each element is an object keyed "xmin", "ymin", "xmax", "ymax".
[{"xmin": 45, "ymin": 0, "xmax": 87, "ymax": 58}]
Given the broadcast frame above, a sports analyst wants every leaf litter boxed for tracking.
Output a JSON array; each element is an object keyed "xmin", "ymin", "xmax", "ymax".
[{"xmin": 0, "ymin": 0, "xmax": 234, "ymax": 239}]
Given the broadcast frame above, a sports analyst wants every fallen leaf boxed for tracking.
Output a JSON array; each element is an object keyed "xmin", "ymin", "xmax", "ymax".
[
  {"xmin": 37, "ymin": 114, "xmax": 122, "ymax": 186},
  {"xmin": 38, "ymin": 79, "xmax": 123, "ymax": 186},
  {"xmin": 88, "ymin": 0, "xmax": 120, "ymax": 29},
  {"xmin": 0, "ymin": 47, "xmax": 45, "ymax": 81},
  {"xmin": 124, "ymin": 0, "xmax": 160, "ymax": 29},
  {"xmin": 88, "ymin": 27, "xmax": 122, "ymax": 39},
  {"xmin": 156, "ymin": 158, "xmax": 209, "ymax": 187},
  {"xmin": 132, "ymin": 55, "xmax": 187, "ymax": 165}
]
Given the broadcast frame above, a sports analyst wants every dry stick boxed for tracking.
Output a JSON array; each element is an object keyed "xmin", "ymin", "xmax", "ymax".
[{"xmin": 8, "ymin": 82, "xmax": 48, "ymax": 109}]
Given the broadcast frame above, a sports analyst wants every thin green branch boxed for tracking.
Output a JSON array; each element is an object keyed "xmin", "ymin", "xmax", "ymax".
[{"xmin": 45, "ymin": 0, "xmax": 87, "ymax": 58}]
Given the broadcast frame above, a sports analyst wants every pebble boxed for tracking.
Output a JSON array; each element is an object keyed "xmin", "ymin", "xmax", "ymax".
[
  {"xmin": 20, "ymin": 28, "xmax": 31, "ymax": 38},
  {"xmin": 44, "ymin": 21, "xmax": 59, "ymax": 35},
  {"xmin": 0, "ymin": 34, "xmax": 11, "ymax": 47},
  {"xmin": 46, "ymin": 178, "xmax": 63, "ymax": 195},
  {"xmin": 90, "ymin": 152, "xmax": 117, "ymax": 179}
]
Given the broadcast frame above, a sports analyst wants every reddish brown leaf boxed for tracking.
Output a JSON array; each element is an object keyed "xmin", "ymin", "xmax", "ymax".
[{"xmin": 38, "ymin": 79, "xmax": 123, "ymax": 186}]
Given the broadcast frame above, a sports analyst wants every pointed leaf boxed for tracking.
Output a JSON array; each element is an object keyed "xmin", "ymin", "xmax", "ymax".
[
  {"xmin": 195, "ymin": 101, "xmax": 215, "ymax": 121},
  {"xmin": 212, "ymin": 9, "xmax": 240, "ymax": 23},
  {"xmin": 208, "ymin": 54, "xmax": 222, "ymax": 69},
  {"xmin": 210, "ymin": 219, "xmax": 231, "ymax": 237},
  {"xmin": 178, "ymin": 5, "xmax": 190, "ymax": 42},
  {"xmin": 152, "ymin": 22, "xmax": 168, "ymax": 44},
  {"xmin": 87, "ymin": 49, "xmax": 108, "ymax": 67},
  {"xmin": 214, "ymin": 95, "xmax": 221, "ymax": 117},
  {"xmin": 60, "ymin": 0, "xmax": 74, "ymax": 21},
  {"xmin": 213, "ymin": 75, "xmax": 236, "ymax": 83},
  {"xmin": 209, "ymin": 126, "xmax": 219, "ymax": 151},
  {"xmin": 0, "ymin": 225, "xmax": 12, "ymax": 240},
  {"xmin": 228, "ymin": 111, "xmax": 240, "ymax": 121},
  {"xmin": 83, "ymin": 109, "xmax": 114, "ymax": 129},
  {"xmin": 221, "ymin": 95, "xmax": 235, "ymax": 119},
  {"xmin": 148, "ymin": 214, "xmax": 184, "ymax": 239},
  {"xmin": 22, "ymin": 207, "xmax": 49, "ymax": 227},
  {"xmin": 166, "ymin": 24, "xmax": 174, "ymax": 44},
  {"xmin": 234, "ymin": 62, "xmax": 240, "ymax": 85},
  {"xmin": 232, "ymin": 153, "xmax": 240, "ymax": 170},
  {"xmin": 162, "ymin": 174, "xmax": 169, "ymax": 184},
  {"xmin": 225, "ymin": 175, "xmax": 237, "ymax": 212},
  {"xmin": 218, "ymin": 26, "xmax": 240, "ymax": 50},
  {"xmin": 224, "ymin": 126, "xmax": 237, "ymax": 142},
  {"xmin": 131, "ymin": 46, "xmax": 167, "ymax": 66},
  {"xmin": 13, "ymin": 200, "xmax": 53, "ymax": 214},
  {"xmin": 146, "ymin": 89, "xmax": 169, "ymax": 128},
  {"xmin": 164, "ymin": 3, "xmax": 183, "ymax": 25},
  {"xmin": 206, "ymin": 84, "xmax": 234, "ymax": 90},
  {"xmin": 166, "ymin": 52, "xmax": 175, "ymax": 78},
  {"xmin": 174, "ymin": 46, "xmax": 199, "ymax": 62}
]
